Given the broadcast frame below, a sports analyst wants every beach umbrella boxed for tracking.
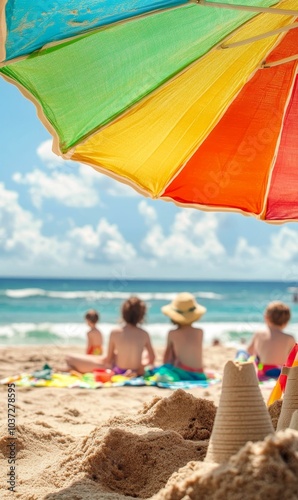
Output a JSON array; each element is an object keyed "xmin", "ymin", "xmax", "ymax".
[{"xmin": 1, "ymin": 0, "xmax": 298, "ymax": 222}]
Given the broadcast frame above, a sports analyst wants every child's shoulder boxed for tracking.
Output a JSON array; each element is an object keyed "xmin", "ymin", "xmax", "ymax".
[
  {"xmin": 88, "ymin": 327, "xmax": 102, "ymax": 336},
  {"xmin": 189, "ymin": 325, "xmax": 203, "ymax": 333},
  {"xmin": 110, "ymin": 327, "xmax": 123, "ymax": 336},
  {"xmin": 282, "ymin": 330, "xmax": 296, "ymax": 341},
  {"xmin": 135, "ymin": 325, "xmax": 150, "ymax": 336},
  {"xmin": 193, "ymin": 325, "xmax": 203, "ymax": 330}
]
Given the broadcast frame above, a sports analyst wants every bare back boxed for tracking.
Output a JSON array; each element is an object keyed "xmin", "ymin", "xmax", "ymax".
[
  {"xmin": 87, "ymin": 328, "xmax": 103, "ymax": 352},
  {"xmin": 106, "ymin": 324, "xmax": 155, "ymax": 371},
  {"xmin": 164, "ymin": 325, "xmax": 203, "ymax": 371},
  {"xmin": 247, "ymin": 326, "xmax": 295, "ymax": 365}
]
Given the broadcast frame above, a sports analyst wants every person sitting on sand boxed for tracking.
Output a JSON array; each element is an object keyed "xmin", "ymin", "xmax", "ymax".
[
  {"xmin": 65, "ymin": 297, "xmax": 155, "ymax": 375},
  {"xmin": 85, "ymin": 309, "xmax": 103, "ymax": 355},
  {"xmin": 105, "ymin": 296, "xmax": 155, "ymax": 376},
  {"xmin": 247, "ymin": 301, "xmax": 296, "ymax": 378},
  {"xmin": 161, "ymin": 292, "xmax": 206, "ymax": 373}
]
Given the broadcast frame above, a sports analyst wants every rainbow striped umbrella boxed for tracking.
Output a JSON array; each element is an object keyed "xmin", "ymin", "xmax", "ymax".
[{"xmin": 1, "ymin": 1, "xmax": 298, "ymax": 222}]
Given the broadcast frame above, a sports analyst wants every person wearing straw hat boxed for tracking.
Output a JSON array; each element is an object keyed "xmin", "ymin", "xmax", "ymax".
[{"xmin": 161, "ymin": 292, "xmax": 206, "ymax": 373}]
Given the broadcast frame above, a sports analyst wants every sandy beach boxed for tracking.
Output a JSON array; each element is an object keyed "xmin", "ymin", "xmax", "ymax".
[{"xmin": 0, "ymin": 344, "xmax": 297, "ymax": 499}]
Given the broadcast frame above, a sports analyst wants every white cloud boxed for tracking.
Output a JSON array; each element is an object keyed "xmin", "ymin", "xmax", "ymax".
[
  {"xmin": 68, "ymin": 218, "xmax": 136, "ymax": 263},
  {"xmin": 38, "ymin": 139, "xmax": 137, "ymax": 197},
  {"xmin": 105, "ymin": 182, "xmax": 138, "ymax": 197},
  {"xmin": 14, "ymin": 140, "xmax": 139, "ymax": 207},
  {"xmin": 0, "ymin": 183, "xmax": 69, "ymax": 264},
  {"xmin": 141, "ymin": 210, "xmax": 226, "ymax": 264},
  {"xmin": 0, "ymin": 183, "xmax": 137, "ymax": 272},
  {"xmin": 138, "ymin": 200, "xmax": 157, "ymax": 225},
  {"xmin": 234, "ymin": 237, "xmax": 260, "ymax": 259},
  {"xmin": 270, "ymin": 227, "xmax": 298, "ymax": 262},
  {"xmin": 13, "ymin": 169, "xmax": 100, "ymax": 208},
  {"xmin": 37, "ymin": 140, "xmax": 67, "ymax": 169},
  {"xmin": 78, "ymin": 163, "xmax": 138, "ymax": 197}
]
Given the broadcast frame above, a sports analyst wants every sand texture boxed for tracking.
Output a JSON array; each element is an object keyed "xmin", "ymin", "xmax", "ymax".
[{"xmin": 0, "ymin": 345, "xmax": 297, "ymax": 499}]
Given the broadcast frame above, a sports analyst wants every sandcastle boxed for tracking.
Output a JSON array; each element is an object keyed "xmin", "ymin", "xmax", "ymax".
[
  {"xmin": 277, "ymin": 366, "xmax": 298, "ymax": 431},
  {"xmin": 289, "ymin": 410, "xmax": 298, "ymax": 431},
  {"xmin": 205, "ymin": 361, "xmax": 274, "ymax": 463}
]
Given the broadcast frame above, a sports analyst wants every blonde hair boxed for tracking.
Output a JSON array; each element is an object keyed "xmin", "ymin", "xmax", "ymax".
[{"xmin": 265, "ymin": 301, "xmax": 290, "ymax": 327}]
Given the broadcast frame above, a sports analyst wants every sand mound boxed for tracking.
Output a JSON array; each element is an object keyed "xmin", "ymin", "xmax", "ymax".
[
  {"xmin": 84, "ymin": 428, "xmax": 206, "ymax": 498},
  {"xmin": 35, "ymin": 393, "xmax": 212, "ymax": 498},
  {"xmin": 44, "ymin": 481, "xmax": 137, "ymax": 500},
  {"xmin": 0, "ymin": 423, "xmax": 74, "ymax": 458},
  {"xmin": 154, "ymin": 429, "xmax": 298, "ymax": 500},
  {"xmin": 44, "ymin": 423, "xmax": 207, "ymax": 498},
  {"xmin": 0, "ymin": 423, "xmax": 76, "ymax": 497},
  {"xmin": 138, "ymin": 389, "xmax": 216, "ymax": 440},
  {"xmin": 268, "ymin": 400, "xmax": 283, "ymax": 430}
]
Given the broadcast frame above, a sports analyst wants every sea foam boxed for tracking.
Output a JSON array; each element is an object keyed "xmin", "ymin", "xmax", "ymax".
[
  {"xmin": 4, "ymin": 289, "xmax": 223, "ymax": 301},
  {"xmin": 2, "ymin": 321, "xmax": 297, "ymax": 348}
]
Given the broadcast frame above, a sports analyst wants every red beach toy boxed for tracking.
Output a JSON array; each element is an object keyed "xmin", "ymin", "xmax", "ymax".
[{"xmin": 93, "ymin": 369, "xmax": 114, "ymax": 383}]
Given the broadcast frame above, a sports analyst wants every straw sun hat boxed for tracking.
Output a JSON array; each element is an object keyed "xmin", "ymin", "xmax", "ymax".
[{"xmin": 161, "ymin": 292, "xmax": 206, "ymax": 326}]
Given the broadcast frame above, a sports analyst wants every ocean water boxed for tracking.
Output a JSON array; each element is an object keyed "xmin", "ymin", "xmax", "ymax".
[{"xmin": 0, "ymin": 278, "xmax": 298, "ymax": 348}]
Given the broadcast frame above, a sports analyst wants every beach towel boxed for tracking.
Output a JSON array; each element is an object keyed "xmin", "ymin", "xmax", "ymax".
[
  {"xmin": 0, "ymin": 364, "xmax": 222, "ymax": 390},
  {"xmin": 143, "ymin": 364, "xmax": 220, "ymax": 389}
]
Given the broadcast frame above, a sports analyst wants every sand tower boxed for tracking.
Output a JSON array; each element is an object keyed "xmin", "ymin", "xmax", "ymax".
[
  {"xmin": 289, "ymin": 410, "xmax": 298, "ymax": 431},
  {"xmin": 277, "ymin": 366, "xmax": 298, "ymax": 431},
  {"xmin": 205, "ymin": 361, "xmax": 274, "ymax": 463}
]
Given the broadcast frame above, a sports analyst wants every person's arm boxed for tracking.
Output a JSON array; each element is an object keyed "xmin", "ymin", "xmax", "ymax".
[
  {"xmin": 105, "ymin": 331, "xmax": 116, "ymax": 367},
  {"xmin": 86, "ymin": 331, "xmax": 92, "ymax": 354},
  {"xmin": 97, "ymin": 329, "xmax": 104, "ymax": 352},
  {"xmin": 163, "ymin": 332, "xmax": 175, "ymax": 364},
  {"xmin": 246, "ymin": 333, "xmax": 257, "ymax": 356},
  {"xmin": 144, "ymin": 332, "xmax": 155, "ymax": 365}
]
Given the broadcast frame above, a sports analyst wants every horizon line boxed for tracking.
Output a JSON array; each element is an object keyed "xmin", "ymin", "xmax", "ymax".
[{"xmin": 0, "ymin": 276, "xmax": 297, "ymax": 284}]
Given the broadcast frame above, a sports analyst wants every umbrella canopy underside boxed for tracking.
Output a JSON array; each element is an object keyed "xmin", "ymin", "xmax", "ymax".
[{"xmin": 0, "ymin": 0, "xmax": 297, "ymax": 222}]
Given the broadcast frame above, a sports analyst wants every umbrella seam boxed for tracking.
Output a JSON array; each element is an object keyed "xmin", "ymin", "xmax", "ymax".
[
  {"xmin": 198, "ymin": 0, "xmax": 298, "ymax": 16},
  {"xmin": 220, "ymin": 21, "xmax": 298, "ymax": 48},
  {"xmin": 262, "ymin": 52, "xmax": 298, "ymax": 66}
]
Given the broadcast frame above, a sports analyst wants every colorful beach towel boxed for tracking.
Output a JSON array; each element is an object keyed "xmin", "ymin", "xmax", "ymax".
[
  {"xmin": 143, "ymin": 364, "xmax": 219, "ymax": 389},
  {"xmin": 0, "ymin": 364, "xmax": 222, "ymax": 390}
]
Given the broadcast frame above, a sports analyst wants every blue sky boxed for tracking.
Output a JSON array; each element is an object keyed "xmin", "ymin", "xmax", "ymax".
[{"xmin": 0, "ymin": 77, "xmax": 298, "ymax": 281}]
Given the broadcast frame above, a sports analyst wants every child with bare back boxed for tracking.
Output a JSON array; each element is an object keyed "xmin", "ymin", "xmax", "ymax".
[
  {"xmin": 105, "ymin": 296, "xmax": 155, "ymax": 375},
  {"xmin": 162, "ymin": 292, "xmax": 207, "ymax": 373},
  {"xmin": 65, "ymin": 309, "xmax": 103, "ymax": 373},
  {"xmin": 247, "ymin": 301, "xmax": 296, "ymax": 378},
  {"xmin": 66, "ymin": 297, "xmax": 155, "ymax": 374},
  {"xmin": 85, "ymin": 309, "xmax": 103, "ymax": 355}
]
